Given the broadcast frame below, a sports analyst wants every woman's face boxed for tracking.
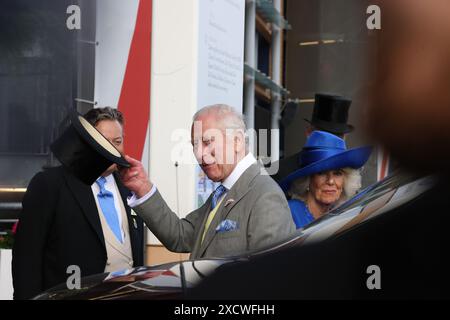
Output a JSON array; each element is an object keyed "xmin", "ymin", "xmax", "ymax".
[{"xmin": 309, "ymin": 169, "xmax": 345, "ymax": 206}]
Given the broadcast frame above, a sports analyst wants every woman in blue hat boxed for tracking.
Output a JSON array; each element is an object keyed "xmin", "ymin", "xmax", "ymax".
[{"xmin": 278, "ymin": 131, "xmax": 371, "ymax": 229}]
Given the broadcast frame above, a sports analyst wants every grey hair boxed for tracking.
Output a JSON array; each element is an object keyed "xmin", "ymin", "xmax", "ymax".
[
  {"xmin": 83, "ymin": 107, "xmax": 124, "ymax": 127},
  {"xmin": 193, "ymin": 104, "xmax": 247, "ymax": 131},
  {"xmin": 193, "ymin": 104, "xmax": 248, "ymax": 150},
  {"xmin": 288, "ymin": 168, "xmax": 362, "ymax": 204}
]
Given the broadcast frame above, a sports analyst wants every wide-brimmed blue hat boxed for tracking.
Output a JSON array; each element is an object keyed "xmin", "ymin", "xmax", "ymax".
[{"xmin": 278, "ymin": 131, "xmax": 372, "ymax": 191}]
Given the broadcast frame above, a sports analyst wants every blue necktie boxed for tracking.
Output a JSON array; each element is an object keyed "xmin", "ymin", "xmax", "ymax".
[
  {"xmin": 211, "ymin": 185, "xmax": 227, "ymax": 210},
  {"xmin": 96, "ymin": 177, "xmax": 122, "ymax": 243}
]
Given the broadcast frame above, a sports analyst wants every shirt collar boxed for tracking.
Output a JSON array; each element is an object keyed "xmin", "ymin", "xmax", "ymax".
[
  {"xmin": 94, "ymin": 173, "xmax": 114, "ymax": 186},
  {"xmin": 104, "ymin": 174, "xmax": 114, "ymax": 184},
  {"xmin": 222, "ymin": 153, "xmax": 257, "ymax": 190}
]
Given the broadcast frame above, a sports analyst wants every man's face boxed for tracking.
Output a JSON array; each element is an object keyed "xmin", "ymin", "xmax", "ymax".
[
  {"xmin": 191, "ymin": 114, "xmax": 239, "ymax": 182},
  {"xmin": 95, "ymin": 119, "xmax": 124, "ymax": 177}
]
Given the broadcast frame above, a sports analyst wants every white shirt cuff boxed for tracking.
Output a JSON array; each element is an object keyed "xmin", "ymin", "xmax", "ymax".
[{"xmin": 127, "ymin": 184, "xmax": 157, "ymax": 208}]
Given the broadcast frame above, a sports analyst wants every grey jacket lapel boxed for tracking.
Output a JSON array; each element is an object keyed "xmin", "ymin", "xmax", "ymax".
[
  {"xmin": 197, "ymin": 163, "xmax": 260, "ymax": 257},
  {"xmin": 190, "ymin": 193, "xmax": 214, "ymax": 258}
]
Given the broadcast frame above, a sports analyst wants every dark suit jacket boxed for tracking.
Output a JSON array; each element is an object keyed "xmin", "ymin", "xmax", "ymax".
[{"xmin": 12, "ymin": 166, "xmax": 144, "ymax": 300}]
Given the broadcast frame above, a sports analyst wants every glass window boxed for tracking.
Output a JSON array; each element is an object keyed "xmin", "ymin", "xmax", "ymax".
[{"xmin": 0, "ymin": 0, "xmax": 95, "ymax": 188}]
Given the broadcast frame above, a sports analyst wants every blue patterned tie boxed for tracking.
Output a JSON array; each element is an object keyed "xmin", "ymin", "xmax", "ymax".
[
  {"xmin": 96, "ymin": 177, "xmax": 122, "ymax": 243},
  {"xmin": 211, "ymin": 185, "xmax": 227, "ymax": 210}
]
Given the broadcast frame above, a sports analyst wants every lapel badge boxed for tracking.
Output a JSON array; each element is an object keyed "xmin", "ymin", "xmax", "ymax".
[
  {"xmin": 224, "ymin": 199, "xmax": 235, "ymax": 207},
  {"xmin": 130, "ymin": 209, "xmax": 137, "ymax": 216}
]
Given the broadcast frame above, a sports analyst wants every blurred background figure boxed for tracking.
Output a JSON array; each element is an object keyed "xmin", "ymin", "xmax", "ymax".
[{"xmin": 279, "ymin": 131, "xmax": 370, "ymax": 228}]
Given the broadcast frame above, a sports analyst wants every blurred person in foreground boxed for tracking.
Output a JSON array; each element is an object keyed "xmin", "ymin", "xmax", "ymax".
[{"xmin": 367, "ymin": 0, "xmax": 450, "ymax": 175}]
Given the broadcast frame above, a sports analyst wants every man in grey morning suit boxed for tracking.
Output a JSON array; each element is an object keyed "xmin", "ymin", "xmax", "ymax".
[{"xmin": 122, "ymin": 104, "xmax": 295, "ymax": 258}]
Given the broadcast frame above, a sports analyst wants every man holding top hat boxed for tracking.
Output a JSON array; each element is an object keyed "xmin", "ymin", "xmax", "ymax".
[
  {"xmin": 120, "ymin": 104, "xmax": 295, "ymax": 260},
  {"xmin": 12, "ymin": 107, "xmax": 144, "ymax": 300}
]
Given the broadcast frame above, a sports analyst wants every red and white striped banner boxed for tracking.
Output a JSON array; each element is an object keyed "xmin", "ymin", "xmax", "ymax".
[{"xmin": 94, "ymin": 0, "xmax": 152, "ymax": 162}]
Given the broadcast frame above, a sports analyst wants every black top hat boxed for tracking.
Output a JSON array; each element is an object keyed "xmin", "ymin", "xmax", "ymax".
[
  {"xmin": 50, "ymin": 109, "xmax": 130, "ymax": 185},
  {"xmin": 304, "ymin": 93, "xmax": 354, "ymax": 134}
]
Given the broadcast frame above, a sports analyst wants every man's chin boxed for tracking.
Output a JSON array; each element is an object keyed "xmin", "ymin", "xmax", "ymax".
[
  {"xmin": 205, "ymin": 173, "xmax": 220, "ymax": 182},
  {"xmin": 202, "ymin": 167, "xmax": 221, "ymax": 182},
  {"xmin": 207, "ymin": 176, "xmax": 221, "ymax": 182}
]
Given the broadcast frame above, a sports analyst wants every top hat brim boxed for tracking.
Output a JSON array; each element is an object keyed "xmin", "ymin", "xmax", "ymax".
[
  {"xmin": 278, "ymin": 146, "xmax": 372, "ymax": 192},
  {"xmin": 50, "ymin": 110, "xmax": 130, "ymax": 185},
  {"xmin": 70, "ymin": 111, "xmax": 130, "ymax": 167},
  {"xmin": 304, "ymin": 118, "xmax": 354, "ymax": 134}
]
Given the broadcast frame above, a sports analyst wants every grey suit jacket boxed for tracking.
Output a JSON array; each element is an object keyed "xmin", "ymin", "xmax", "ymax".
[{"xmin": 134, "ymin": 162, "xmax": 296, "ymax": 259}]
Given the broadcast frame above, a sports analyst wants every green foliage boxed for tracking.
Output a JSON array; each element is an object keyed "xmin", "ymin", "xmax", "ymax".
[{"xmin": 0, "ymin": 231, "xmax": 14, "ymax": 249}]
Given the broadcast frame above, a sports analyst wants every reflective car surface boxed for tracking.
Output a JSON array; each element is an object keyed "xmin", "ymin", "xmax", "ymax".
[{"xmin": 35, "ymin": 171, "xmax": 436, "ymax": 300}]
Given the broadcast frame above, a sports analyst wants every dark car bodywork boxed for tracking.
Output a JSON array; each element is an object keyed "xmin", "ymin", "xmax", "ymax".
[{"xmin": 34, "ymin": 171, "xmax": 437, "ymax": 300}]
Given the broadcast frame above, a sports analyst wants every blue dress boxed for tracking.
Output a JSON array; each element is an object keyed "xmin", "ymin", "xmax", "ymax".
[{"xmin": 288, "ymin": 199, "xmax": 315, "ymax": 229}]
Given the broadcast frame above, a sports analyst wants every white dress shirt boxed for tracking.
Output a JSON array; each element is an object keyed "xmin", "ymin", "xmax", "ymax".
[
  {"xmin": 221, "ymin": 153, "xmax": 257, "ymax": 191},
  {"xmin": 128, "ymin": 153, "xmax": 257, "ymax": 208}
]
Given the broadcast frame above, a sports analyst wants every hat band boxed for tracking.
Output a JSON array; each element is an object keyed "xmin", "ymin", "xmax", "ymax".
[
  {"xmin": 300, "ymin": 148, "xmax": 345, "ymax": 168},
  {"xmin": 309, "ymin": 119, "xmax": 354, "ymax": 134}
]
